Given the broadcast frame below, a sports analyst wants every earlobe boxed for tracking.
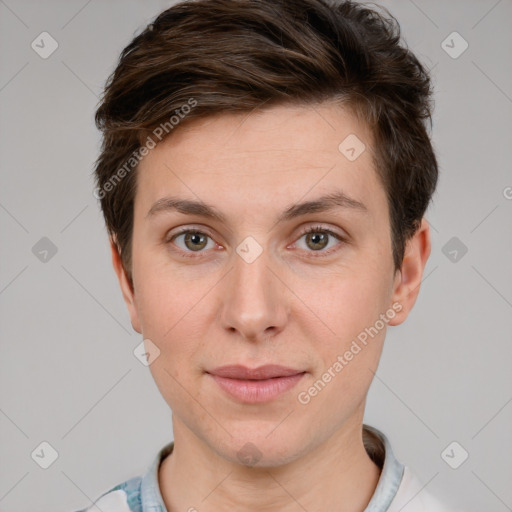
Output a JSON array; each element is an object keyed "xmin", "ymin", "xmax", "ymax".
[
  {"xmin": 387, "ymin": 218, "xmax": 432, "ymax": 326},
  {"xmin": 110, "ymin": 238, "xmax": 142, "ymax": 334}
]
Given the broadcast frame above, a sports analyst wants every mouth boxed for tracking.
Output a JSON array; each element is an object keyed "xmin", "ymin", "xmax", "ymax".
[{"xmin": 206, "ymin": 364, "xmax": 306, "ymax": 404}]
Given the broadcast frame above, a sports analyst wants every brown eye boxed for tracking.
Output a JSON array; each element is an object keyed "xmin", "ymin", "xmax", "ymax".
[
  {"xmin": 170, "ymin": 229, "xmax": 214, "ymax": 254},
  {"xmin": 183, "ymin": 231, "xmax": 208, "ymax": 251},
  {"xmin": 295, "ymin": 225, "xmax": 345, "ymax": 256},
  {"xmin": 305, "ymin": 231, "xmax": 329, "ymax": 251}
]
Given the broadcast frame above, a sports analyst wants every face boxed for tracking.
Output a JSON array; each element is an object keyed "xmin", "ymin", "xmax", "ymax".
[{"xmin": 112, "ymin": 103, "xmax": 430, "ymax": 467}]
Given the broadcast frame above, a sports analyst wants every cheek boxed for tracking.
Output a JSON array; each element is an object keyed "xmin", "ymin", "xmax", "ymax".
[
  {"xmin": 296, "ymin": 314, "xmax": 386, "ymax": 419},
  {"xmin": 133, "ymin": 257, "xmax": 217, "ymax": 377},
  {"xmin": 136, "ymin": 267, "xmax": 207, "ymax": 409},
  {"xmin": 300, "ymin": 269, "xmax": 389, "ymax": 388},
  {"xmin": 305, "ymin": 265, "xmax": 389, "ymax": 337},
  {"xmin": 133, "ymin": 248, "xmax": 192, "ymax": 330}
]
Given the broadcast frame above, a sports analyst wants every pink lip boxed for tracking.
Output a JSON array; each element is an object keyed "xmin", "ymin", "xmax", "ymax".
[{"xmin": 207, "ymin": 365, "xmax": 306, "ymax": 403}]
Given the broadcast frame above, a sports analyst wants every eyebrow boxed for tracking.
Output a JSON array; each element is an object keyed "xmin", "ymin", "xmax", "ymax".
[{"xmin": 146, "ymin": 190, "xmax": 368, "ymax": 224}]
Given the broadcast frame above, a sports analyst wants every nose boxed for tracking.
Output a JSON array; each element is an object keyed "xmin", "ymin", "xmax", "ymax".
[{"xmin": 219, "ymin": 242, "xmax": 289, "ymax": 343}]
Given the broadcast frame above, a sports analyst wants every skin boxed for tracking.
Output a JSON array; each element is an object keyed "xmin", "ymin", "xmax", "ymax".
[{"xmin": 111, "ymin": 103, "xmax": 431, "ymax": 512}]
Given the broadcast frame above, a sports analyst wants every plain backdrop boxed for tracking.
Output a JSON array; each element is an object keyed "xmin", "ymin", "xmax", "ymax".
[{"xmin": 0, "ymin": 1, "xmax": 511, "ymax": 511}]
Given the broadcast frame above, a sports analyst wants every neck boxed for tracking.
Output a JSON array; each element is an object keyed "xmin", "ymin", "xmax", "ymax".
[{"xmin": 159, "ymin": 417, "xmax": 382, "ymax": 512}]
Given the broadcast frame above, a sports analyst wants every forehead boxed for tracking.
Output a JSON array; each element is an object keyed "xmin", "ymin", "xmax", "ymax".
[{"xmin": 135, "ymin": 103, "xmax": 386, "ymax": 224}]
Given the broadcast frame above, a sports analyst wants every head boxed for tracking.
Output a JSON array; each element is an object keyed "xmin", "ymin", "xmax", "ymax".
[{"xmin": 94, "ymin": 0, "xmax": 437, "ymax": 466}]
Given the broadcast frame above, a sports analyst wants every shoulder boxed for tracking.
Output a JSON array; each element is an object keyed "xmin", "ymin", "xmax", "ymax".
[
  {"xmin": 73, "ymin": 475, "xmax": 143, "ymax": 512},
  {"xmin": 71, "ymin": 440, "xmax": 174, "ymax": 512},
  {"xmin": 388, "ymin": 466, "xmax": 459, "ymax": 512}
]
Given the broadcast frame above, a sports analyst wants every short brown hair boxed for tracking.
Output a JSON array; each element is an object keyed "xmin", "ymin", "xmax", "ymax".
[{"xmin": 93, "ymin": 0, "xmax": 438, "ymax": 287}]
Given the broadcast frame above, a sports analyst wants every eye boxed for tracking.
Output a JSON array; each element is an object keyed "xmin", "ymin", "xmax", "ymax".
[
  {"xmin": 168, "ymin": 228, "xmax": 217, "ymax": 257},
  {"xmin": 294, "ymin": 225, "xmax": 346, "ymax": 256}
]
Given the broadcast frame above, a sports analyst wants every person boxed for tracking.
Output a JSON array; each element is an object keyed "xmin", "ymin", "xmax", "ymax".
[{"xmin": 78, "ymin": 0, "xmax": 456, "ymax": 510}]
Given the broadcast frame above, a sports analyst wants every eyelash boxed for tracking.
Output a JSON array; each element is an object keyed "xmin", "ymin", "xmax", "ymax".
[{"xmin": 167, "ymin": 225, "xmax": 346, "ymax": 259}]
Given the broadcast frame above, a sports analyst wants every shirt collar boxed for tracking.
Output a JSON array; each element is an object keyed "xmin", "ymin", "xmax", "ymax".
[
  {"xmin": 140, "ymin": 425, "xmax": 404, "ymax": 512},
  {"xmin": 362, "ymin": 425, "xmax": 405, "ymax": 511}
]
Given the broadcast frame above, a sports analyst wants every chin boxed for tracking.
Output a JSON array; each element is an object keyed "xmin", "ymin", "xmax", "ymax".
[{"xmin": 213, "ymin": 429, "xmax": 308, "ymax": 468}]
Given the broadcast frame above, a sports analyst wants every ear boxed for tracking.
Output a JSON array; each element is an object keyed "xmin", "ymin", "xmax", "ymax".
[
  {"xmin": 110, "ymin": 238, "xmax": 142, "ymax": 334},
  {"xmin": 387, "ymin": 217, "xmax": 432, "ymax": 326}
]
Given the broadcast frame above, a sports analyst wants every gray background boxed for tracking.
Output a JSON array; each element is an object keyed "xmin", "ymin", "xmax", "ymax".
[{"xmin": 0, "ymin": 1, "xmax": 511, "ymax": 511}]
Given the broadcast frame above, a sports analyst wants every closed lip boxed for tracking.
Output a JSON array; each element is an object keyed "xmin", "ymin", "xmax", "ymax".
[{"xmin": 207, "ymin": 364, "xmax": 305, "ymax": 380}]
